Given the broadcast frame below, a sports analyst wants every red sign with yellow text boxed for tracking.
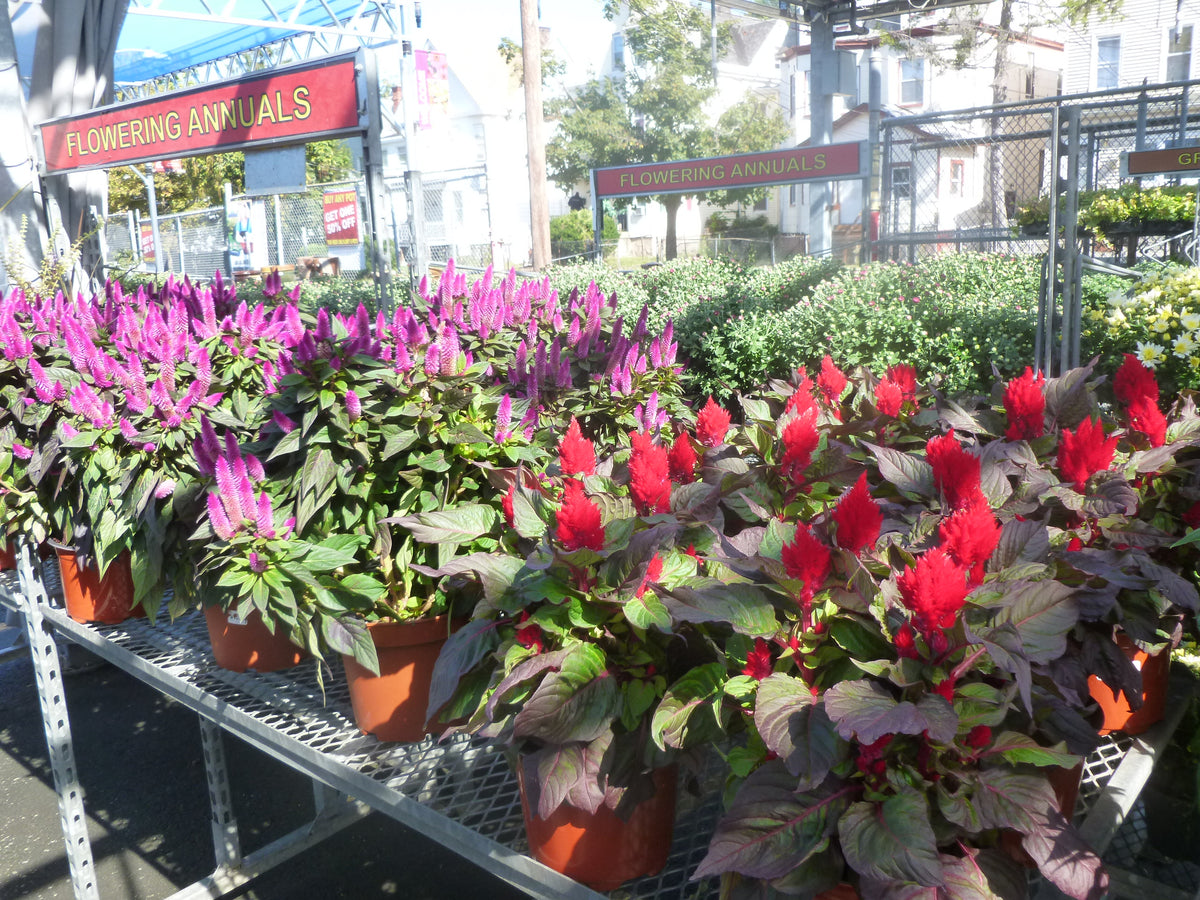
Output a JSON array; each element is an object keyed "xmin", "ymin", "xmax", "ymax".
[
  {"xmin": 594, "ymin": 143, "xmax": 864, "ymax": 198},
  {"xmin": 39, "ymin": 56, "xmax": 360, "ymax": 174}
]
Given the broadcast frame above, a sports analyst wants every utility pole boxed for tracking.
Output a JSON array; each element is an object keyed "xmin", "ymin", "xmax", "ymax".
[{"xmin": 521, "ymin": 0, "xmax": 550, "ymax": 269}]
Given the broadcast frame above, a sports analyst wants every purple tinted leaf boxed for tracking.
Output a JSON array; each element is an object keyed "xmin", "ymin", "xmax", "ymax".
[
  {"xmin": 1017, "ymin": 805, "xmax": 1108, "ymax": 899},
  {"xmin": 427, "ymin": 618, "xmax": 501, "ymax": 722},
  {"xmin": 1042, "ymin": 363, "xmax": 1095, "ymax": 429},
  {"xmin": 983, "ymin": 579, "xmax": 1078, "ymax": 663},
  {"xmin": 839, "ymin": 791, "xmax": 942, "ymax": 886},
  {"xmin": 824, "ymin": 680, "xmax": 957, "ymax": 745},
  {"xmin": 1081, "ymin": 474, "xmax": 1139, "ymax": 518},
  {"xmin": 484, "ymin": 646, "xmax": 571, "ymax": 720},
  {"xmin": 993, "ymin": 518, "xmax": 1049, "ymax": 569},
  {"xmin": 512, "ymin": 645, "xmax": 619, "ymax": 744},
  {"xmin": 863, "ymin": 441, "xmax": 935, "ymax": 497},
  {"xmin": 964, "ymin": 621, "xmax": 1032, "ymax": 713},
  {"xmin": 1137, "ymin": 557, "xmax": 1200, "ymax": 612},
  {"xmin": 659, "ymin": 581, "xmax": 777, "ymax": 635},
  {"xmin": 526, "ymin": 733, "xmax": 611, "ymax": 818},
  {"xmin": 753, "ymin": 674, "xmax": 843, "ymax": 786},
  {"xmin": 692, "ymin": 760, "xmax": 851, "ymax": 881}
]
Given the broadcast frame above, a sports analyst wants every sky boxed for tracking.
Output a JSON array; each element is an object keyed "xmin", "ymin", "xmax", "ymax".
[{"xmin": 112, "ymin": 0, "xmax": 615, "ymax": 90}]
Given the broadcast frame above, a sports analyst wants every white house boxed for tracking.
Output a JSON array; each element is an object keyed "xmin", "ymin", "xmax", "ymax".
[{"xmin": 1062, "ymin": 0, "xmax": 1200, "ymax": 94}]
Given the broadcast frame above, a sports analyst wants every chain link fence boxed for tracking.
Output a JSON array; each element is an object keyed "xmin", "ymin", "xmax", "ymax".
[
  {"xmin": 877, "ymin": 79, "xmax": 1200, "ymax": 264},
  {"xmin": 101, "ymin": 179, "xmax": 370, "ymax": 281}
]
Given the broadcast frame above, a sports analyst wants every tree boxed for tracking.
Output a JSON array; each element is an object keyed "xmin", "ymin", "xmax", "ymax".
[
  {"xmin": 546, "ymin": 0, "xmax": 786, "ymax": 259},
  {"xmin": 108, "ymin": 140, "xmax": 354, "ymax": 215}
]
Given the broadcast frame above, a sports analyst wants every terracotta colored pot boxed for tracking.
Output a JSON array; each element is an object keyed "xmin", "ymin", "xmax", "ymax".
[
  {"xmin": 518, "ymin": 763, "xmax": 676, "ymax": 891},
  {"xmin": 0, "ymin": 542, "xmax": 15, "ymax": 571},
  {"xmin": 1087, "ymin": 634, "xmax": 1170, "ymax": 735},
  {"xmin": 340, "ymin": 614, "xmax": 459, "ymax": 742},
  {"xmin": 54, "ymin": 546, "xmax": 141, "ymax": 624},
  {"xmin": 204, "ymin": 605, "xmax": 306, "ymax": 673}
]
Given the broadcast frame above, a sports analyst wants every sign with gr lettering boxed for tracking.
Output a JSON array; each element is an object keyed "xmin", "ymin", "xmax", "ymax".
[{"xmin": 1121, "ymin": 147, "xmax": 1200, "ymax": 177}]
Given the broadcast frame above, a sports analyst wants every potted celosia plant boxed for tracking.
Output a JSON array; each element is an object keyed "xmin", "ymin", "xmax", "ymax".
[
  {"xmin": 691, "ymin": 358, "xmax": 1116, "ymax": 899},
  {"xmin": 429, "ymin": 405, "xmax": 778, "ymax": 890}
]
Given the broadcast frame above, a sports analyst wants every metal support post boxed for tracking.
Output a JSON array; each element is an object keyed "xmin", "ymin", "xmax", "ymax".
[
  {"xmin": 1060, "ymin": 107, "xmax": 1083, "ymax": 372},
  {"xmin": 199, "ymin": 716, "xmax": 243, "ymax": 868},
  {"xmin": 866, "ymin": 50, "xmax": 882, "ymax": 262},
  {"xmin": 1037, "ymin": 106, "xmax": 1063, "ymax": 377},
  {"xmin": 807, "ymin": 11, "xmax": 834, "ymax": 257},
  {"xmin": 360, "ymin": 48, "xmax": 394, "ymax": 311},
  {"xmin": 273, "ymin": 196, "xmax": 285, "ymax": 268},
  {"xmin": 177, "ymin": 215, "xmax": 187, "ymax": 275},
  {"xmin": 14, "ymin": 539, "xmax": 100, "ymax": 900}
]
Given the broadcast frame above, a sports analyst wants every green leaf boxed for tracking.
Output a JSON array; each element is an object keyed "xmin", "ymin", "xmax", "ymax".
[
  {"xmin": 267, "ymin": 426, "xmax": 303, "ymax": 460},
  {"xmin": 381, "ymin": 427, "xmax": 419, "ymax": 460},
  {"xmin": 659, "ymin": 580, "xmax": 777, "ymax": 636},
  {"xmin": 443, "ymin": 422, "xmax": 491, "ymax": 444},
  {"xmin": 512, "ymin": 488, "xmax": 547, "ymax": 540},
  {"xmin": 427, "ymin": 619, "xmax": 498, "ymax": 720},
  {"xmin": 754, "ymin": 674, "xmax": 842, "ymax": 787},
  {"xmin": 300, "ymin": 534, "xmax": 364, "ymax": 571},
  {"xmin": 410, "ymin": 450, "xmax": 452, "ymax": 473},
  {"xmin": 982, "ymin": 732, "xmax": 1079, "ymax": 769},
  {"xmin": 322, "ymin": 615, "xmax": 378, "ymax": 673},
  {"xmin": 624, "ymin": 588, "xmax": 672, "ymax": 631},
  {"xmin": 391, "ymin": 505, "xmax": 498, "ymax": 545},
  {"xmin": 651, "ymin": 662, "xmax": 725, "ymax": 750},
  {"xmin": 838, "ymin": 791, "xmax": 943, "ymax": 886}
]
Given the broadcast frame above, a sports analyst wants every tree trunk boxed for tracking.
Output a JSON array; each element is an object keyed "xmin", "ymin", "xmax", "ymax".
[{"xmin": 664, "ymin": 194, "xmax": 682, "ymax": 260}]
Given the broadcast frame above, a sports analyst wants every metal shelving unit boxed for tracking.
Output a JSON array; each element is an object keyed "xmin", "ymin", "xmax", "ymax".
[
  {"xmin": 0, "ymin": 553, "xmax": 724, "ymax": 900},
  {"xmin": 4, "ymin": 547, "xmax": 1199, "ymax": 900}
]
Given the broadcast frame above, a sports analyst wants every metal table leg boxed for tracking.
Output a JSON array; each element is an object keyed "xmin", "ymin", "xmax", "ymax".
[{"xmin": 15, "ymin": 541, "xmax": 100, "ymax": 900}]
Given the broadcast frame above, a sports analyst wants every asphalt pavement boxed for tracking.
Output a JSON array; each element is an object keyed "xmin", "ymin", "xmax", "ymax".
[{"xmin": 0, "ymin": 622, "xmax": 527, "ymax": 900}]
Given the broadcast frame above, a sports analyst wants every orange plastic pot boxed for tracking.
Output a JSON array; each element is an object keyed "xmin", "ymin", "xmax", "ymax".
[
  {"xmin": 518, "ymin": 763, "xmax": 676, "ymax": 891},
  {"xmin": 1087, "ymin": 634, "xmax": 1170, "ymax": 735},
  {"xmin": 204, "ymin": 605, "xmax": 306, "ymax": 673},
  {"xmin": 340, "ymin": 614, "xmax": 459, "ymax": 743},
  {"xmin": 54, "ymin": 546, "xmax": 141, "ymax": 624}
]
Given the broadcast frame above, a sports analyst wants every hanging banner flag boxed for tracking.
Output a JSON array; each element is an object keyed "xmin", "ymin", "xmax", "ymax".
[
  {"xmin": 139, "ymin": 223, "xmax": 155, "ymax": 261},
  {"xmin": 414, "ymin": 50, "xmax": 449, "ymax": 131},
  {"xmin": 323, "ymin": 189, "xmax": 360, "ymax": 246}
]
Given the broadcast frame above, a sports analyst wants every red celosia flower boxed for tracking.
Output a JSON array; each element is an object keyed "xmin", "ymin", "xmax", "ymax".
[
  {"xmin": 555, "ymin": 478, "xmax": 605, "ymax": 551},
  {"xmin": 780, "ymin": 523, "xmax": 832, "ymax": 605},
  {"xmin": 818, "ymin": 355, "xmax": 848, "ymax": 407},
  {"xmin": 855, "ymin": 734, "xmax": 893, "ymax": 778},
  {"xmin": 897, "ymin": 547, "xmax": 971, "ymax": 631},
  {"xmin": 515, "ymin": 611, "xmax": 544, "ymax": 654},
  {"xmin": 1127, "ymin": 394, "xmax": 1167, "ymax": 447},
  {"xmin": 1184, "ymin": 501, "xmax": 1200, "ymax": 529},
  {"xmin": 668, "ymin": 431, "xmax": 698, "ymax": 484},
  {"xmin": 894, "ymin": 621, "xmax": 918, "ymax": 658},
  {"xmin": 933, "ymin": 679, "xmax": 955, "ymax": 701},
  {"xmin": 786, "ymin": 385, "xmax": 817, "ymax": 418},
  {"xmin": 743, "ymin": 638, "xmax": 773, "ymax": 680},
  {"xmin": 558, "ymin": 417, "xmax": 596, "ymax": 476},
  {"xmin": 926, "ymin": 429, "xmax": 984, "ymax": 510},
  {"xmin": 964, "ymin": 725, "xmax": 992, "ymax": 749},
  {"xmin": 887, "ymin": 364, "xmax": 918, "ymax": 406},
  {"xmin": 636, "ymin": 553, "xmax": 664, "ymax": 599},
  {"xmin": 1003, "ymin": 366, "xmax": 1046, "ymax": 441},
  {"xmin": 832, "ymin": 473, "xmax": 882, "ymax": 555},
  {"xmin": 629, "ymin": 430, "xmax": 671, "ymax": 514},
  {"xmin": 1057, "ymin": 416, "xmax": 1118, "ymax": 490},
  {"xmin": 1113, "ymin": 353, "xmax": 1160, "ymax": 406},
  {"xmin": 696, "ymin": 396, "xmax": 731, "ymax": 448},
  {"xmin": 779, "ymin": 411, "xmax": 820, "ymax": 483},
  {"xmin": 938, "ymin": 497, "xmax": 1001, "ymax": 585},
  {"xmin": 875, "ymin": 377, "xmax": 902, "ymax": 417},
  {"xmin": 502, "ymin": 483, "xmax": 516, "ymax": 527}
]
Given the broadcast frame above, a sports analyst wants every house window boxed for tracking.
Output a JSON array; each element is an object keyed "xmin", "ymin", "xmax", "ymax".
[
  {"xmin": 612, "ymin": 33, "xmax": 625, "ymax": 71},
  {"xmin": 1168, "ymin": 25, "xmax": 1193, "ymax": 82},
  {"xmin": 891, "ymin": 165, "xmax": 911, "ymax": 199},
  {"xmin": 754, "ymin": 195, "xmax": 768, "ymax": 212},
  {"xmin": 789, "ymin": 184, "xmax": 797, "ymax": 206},
  {"xmin": 1096, "ymin": 35, "xmax": 1120, "ymax": 90},
  {"xmin": 948, "ymin": 160, "xmax": 965, "ymax": 196},
  {"xmin": 900, "ymin": 59, "xmax": 924, "ymax": 105}
]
